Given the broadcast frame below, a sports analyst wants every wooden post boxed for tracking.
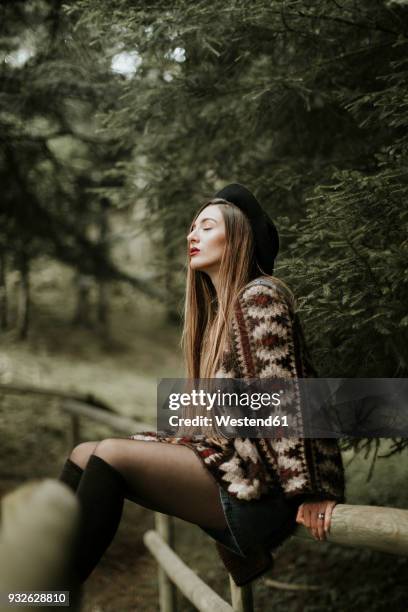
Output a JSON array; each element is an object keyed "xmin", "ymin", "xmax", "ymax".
[
  {"xmin": 155, "ymin": 513, "xmax": 177, "ymax": 612},
  {"xmin": 0, "ymin": 479, "xmax": 81, "ymax": 611},
  {"xmin": 144, "ymin": 528, "xmax": 233, "ymax": 611},
  {"xmin": 229, "ymin": 576, "xmax": 254, "ymax": 612}
]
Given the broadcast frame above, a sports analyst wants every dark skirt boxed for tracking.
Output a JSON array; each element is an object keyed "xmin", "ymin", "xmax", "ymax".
[{"xmin": 200, "ymin": 485, "xmax": 301, "ymax": 557}]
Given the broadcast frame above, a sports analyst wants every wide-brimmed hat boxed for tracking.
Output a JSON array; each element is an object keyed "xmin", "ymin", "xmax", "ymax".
[{"xmin": 214, "ymin": 183, "xmax": 279, "ymax": 274}]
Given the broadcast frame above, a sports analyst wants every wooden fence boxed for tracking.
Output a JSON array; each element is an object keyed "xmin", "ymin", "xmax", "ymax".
[{"xmin": 60, "ymin": 398, "xmax": 408, "ymax": 612}]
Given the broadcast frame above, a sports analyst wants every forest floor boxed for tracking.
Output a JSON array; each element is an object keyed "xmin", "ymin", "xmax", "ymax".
[{"xmin": 1, "ymin": 263, "xmax": 408, "ymax": 611}]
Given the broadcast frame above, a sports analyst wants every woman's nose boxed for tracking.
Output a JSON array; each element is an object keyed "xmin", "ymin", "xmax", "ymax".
[{"xmin": 187, "ymin": 229, "xmax": 197, "ymax": 242}]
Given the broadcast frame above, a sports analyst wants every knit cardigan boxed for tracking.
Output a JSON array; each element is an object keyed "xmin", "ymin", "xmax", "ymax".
[{"xmin": 129, "ymin": 276, "xmax": 345, "ymax": 505}]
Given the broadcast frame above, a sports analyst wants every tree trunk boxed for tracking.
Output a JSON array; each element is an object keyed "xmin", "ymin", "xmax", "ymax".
[
  {"xmin": 17, "ymin": 251, "xmax": 30, "ymax": 340},
  {"xmin": 73, "ymin": 273, "xmax": 93, "ymax": 327},
  {"xmin": 96, "ymin": 198, "xmax": 110, "ymax": 336},
  {"xmin": 163, "ymin": 239, "xmax": 181, "ymax": 325},
  {"xmin": 0, "ymin": 250, "xmax": 8, "ymax": 330}
]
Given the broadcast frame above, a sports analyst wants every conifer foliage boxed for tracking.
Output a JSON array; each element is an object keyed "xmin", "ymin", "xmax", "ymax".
[{"xmin": 2, "ymin": 1, "xmax": 407, "ymax": 385}]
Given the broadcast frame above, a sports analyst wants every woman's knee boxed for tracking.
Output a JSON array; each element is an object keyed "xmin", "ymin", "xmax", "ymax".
[
  {"xmin": 92, "ymin": 438, "xmax": 120, "ymax": 465},
  {"xmin": 70, "ymin": 440, "xmax": 99, "ymax": 470}
]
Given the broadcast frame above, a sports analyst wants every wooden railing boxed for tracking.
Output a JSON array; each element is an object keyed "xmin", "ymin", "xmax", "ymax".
[{"xmin": 60, "ymin": 398, "xmax": 408, "ymax": 612}]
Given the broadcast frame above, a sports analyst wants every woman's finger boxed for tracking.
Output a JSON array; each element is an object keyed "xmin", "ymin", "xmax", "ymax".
[
  {"xmin": 308, "ymin": 504, "xmax": 322, "ymax": 541},
  {"xmin": 317, "ymin": 505, "xmax": 326, "ymax": 541},
  {"xmin": 302, "ymin": 503, "xmax": 311, "ymax": 526},
  {"xmin": 303, "ymin": 504, "xmax": 314, "ymax": 538}
]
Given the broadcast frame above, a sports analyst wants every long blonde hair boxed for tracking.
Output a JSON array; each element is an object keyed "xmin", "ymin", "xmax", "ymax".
[
  {"xmin": 175, "ymin": 198, "xmax": 263, "ymax": 437},
  {"xmin": 181, "ymin": 198, "xmax": 260, "ymax": 380}
]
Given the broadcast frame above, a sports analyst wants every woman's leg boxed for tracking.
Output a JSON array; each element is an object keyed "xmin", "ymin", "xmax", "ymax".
[
  {"xmin": 63, "ymin": 438, "xmax": 226, "ymax": 529},
  {"xmin": 94, "ymin": 438, "xmax": 228, "ymax": 529},
  {"xmin": 67, "ymin": 437, "xmax": 228, "ymax": 582}
]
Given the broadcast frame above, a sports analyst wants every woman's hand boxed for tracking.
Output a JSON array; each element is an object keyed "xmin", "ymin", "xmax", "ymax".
[{"xmin": 295, "ymin": 500, "xmax": 337, "ymax": 541}]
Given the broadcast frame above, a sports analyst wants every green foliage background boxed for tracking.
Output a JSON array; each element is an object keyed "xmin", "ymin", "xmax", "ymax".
[{"xmin": 2, "ymin": 0, "xmax": 407, "ymax": 375}]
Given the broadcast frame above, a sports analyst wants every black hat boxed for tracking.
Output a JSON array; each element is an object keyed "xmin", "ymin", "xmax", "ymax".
[{"xmin": 214, "ymin": 183, "xmax": 279, "ymax": 274}]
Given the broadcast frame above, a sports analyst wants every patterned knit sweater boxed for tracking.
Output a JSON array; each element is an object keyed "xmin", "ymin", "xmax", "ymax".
[{"xmin": 129, "ymin": 276, "xmax": 345, "ymax": 504}]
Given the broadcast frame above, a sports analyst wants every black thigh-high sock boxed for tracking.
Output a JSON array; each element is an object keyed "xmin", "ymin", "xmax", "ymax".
[
  {"xmin": 58, "ymin": 457, "xmax": 84, "ymax": 492},
  {"xmin": 72, "ymin": 454, "xmax": 127, "ymax": 584},
  {"xmin": 57, "ymin": 457, "xmax": 85, "ymax": 605}
]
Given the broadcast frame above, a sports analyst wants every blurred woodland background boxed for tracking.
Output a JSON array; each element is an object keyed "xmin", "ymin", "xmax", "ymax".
[{"xmin": 1, "ymin": 1, "xmax": 408, "ymax": 610}]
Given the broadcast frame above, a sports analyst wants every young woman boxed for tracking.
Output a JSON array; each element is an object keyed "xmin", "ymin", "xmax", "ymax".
[{"xmin": 58, "ymin": 183, "xmax": 345, "ymax": 586}]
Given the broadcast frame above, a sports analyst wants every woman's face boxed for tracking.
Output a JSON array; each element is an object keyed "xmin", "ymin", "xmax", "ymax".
[{"xmin": 187, "ymin": 204, "xmax": 226, "ymax": 273}]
